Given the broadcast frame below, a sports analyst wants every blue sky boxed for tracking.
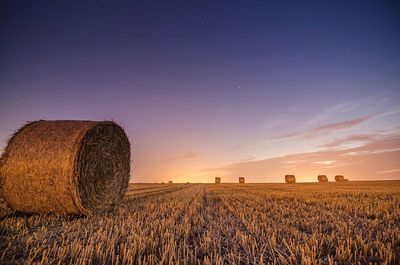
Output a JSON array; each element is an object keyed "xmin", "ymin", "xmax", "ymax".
[{"xmin": 1, "ymin": 0, "xmax": 399, "ymax": 182}]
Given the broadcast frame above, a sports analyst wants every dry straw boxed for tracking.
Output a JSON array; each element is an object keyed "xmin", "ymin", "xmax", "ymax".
[
  {"xmin": 0, "ymin": 120, "xmax": 130, "ymax": 215},
  {"xmin": 215, "ymin": 177, "xmax": 221, "ymax": 184},
  {"xmin": 285, "ymin": 175, "xmax": 296, "ymax": 184},
  {"xmin": 0, "ymin": 188, "xmax": 12, "ymax": 218},
  {"xmin": 239, "ymin": 177, "xmax": 245, "ymax": 184},
  {"xmin": 318, "ymin": 175, "xmax": 328, "ymax": 182}
]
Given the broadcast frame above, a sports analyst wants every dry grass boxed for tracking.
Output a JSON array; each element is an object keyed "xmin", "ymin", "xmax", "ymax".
[{"xmin": 1, "ymin": 181, "xmax": 399, "ymax": 264}]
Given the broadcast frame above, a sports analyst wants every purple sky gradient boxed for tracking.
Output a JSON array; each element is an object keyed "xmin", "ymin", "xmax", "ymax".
[{"xmin": 1, "ymin": 1, "xmax": 400, "ymax": 182}]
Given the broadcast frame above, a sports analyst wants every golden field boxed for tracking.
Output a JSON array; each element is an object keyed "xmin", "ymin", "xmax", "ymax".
[{"xmin": 0, "ymin": 181, "xmax": 399, "ymax": 265}]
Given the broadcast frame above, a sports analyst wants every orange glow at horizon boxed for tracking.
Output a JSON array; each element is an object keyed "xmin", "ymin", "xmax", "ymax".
[{"xmin": 131, "ymin": 118, "xmax": 400, "ymax": 183}]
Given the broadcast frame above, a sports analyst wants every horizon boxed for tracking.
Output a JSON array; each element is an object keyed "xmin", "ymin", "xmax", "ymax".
[
  {"xmin": 130, "ymin": 180, "xmax": 400, "ymax": 184},
  {"xmin": 1, "ymin": 0, "xmax": 400, "ymax": 183}
]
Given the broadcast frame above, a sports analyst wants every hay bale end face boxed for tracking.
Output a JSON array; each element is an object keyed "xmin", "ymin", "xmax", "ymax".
[
  {"xmin": 285, "ymin": 175, "xmax": 296, "ymax": 184},
  {"xmin": 215, "ymin": 177, "xmax": 221, "ymax": 184},
  {"xmin": 239, "ymin": 177, "xmax": 245, "ymax": 184},
  {"xmin": 0, "ymin": 120, "xmax": 131, "ymax": 215},
  {"xmin": 318, "ymin": 175, "xmax": 328, "ymax": 182}
]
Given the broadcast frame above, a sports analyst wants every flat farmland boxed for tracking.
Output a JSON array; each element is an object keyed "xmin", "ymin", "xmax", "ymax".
[{"xmin": 1, "ymin": 181, "xmax": 399, "ymax": 264}]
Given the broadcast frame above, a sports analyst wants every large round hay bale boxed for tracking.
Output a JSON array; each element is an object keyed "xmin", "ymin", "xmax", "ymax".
[
  {"xmin": 318, "ymin": 175, "xmax": 328, "ymax": 182},
  {"xmin": 0, "ymin": 188, "xmax": 13, "ymax": 218},
  {"xmin": 285, "ymin": 175, "xmax": 296, "ymax": 184},
  {"xmin": 0, "ymin": 120, "xmax": 130, "ymax": 215}
]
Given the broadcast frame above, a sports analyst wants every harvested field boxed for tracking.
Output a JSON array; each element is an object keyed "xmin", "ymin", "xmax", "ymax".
[{"xmin": 1, "ymin": 181, "xmax": 399, "ymax": 264}]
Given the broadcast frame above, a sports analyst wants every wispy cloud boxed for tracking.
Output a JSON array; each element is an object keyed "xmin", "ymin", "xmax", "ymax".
[
  {"xmin": 275, "ymin": 107, "xmax": 400, "ymax": 141},
  {"xmin": 276, "ymin": 115, "xmax": 371, "ymax": 140},
  {"xmin": 376, "ymin": 169, "xmax": 400, "ymax": 174},
  {"xmin": 228, "ymin": 156, "xmax": 257, "ymax": 163},
  {"xmin": 160, "ymin": 150, "xmax": 198, "ymax": 163},
  {"xmin": 219, "ymin": 133, "xmax": 400, "ymax": 181},
  {"xmin": 305, "ymin": 94, "xmax": 390, "ymax": 126},
  {"xmin": 319, "ymin": 134, "xmax": 378, "ymax": 148},
  {"xmin": 371, "ymin": 107, "xmax": 400, "ymax": 120},
  {"xmin": 305, "ymin": 116, "xmax": 371, "ymax": 137},
  {"xmin": 314, "ymin": 160, "xmax": 336, "ymax": 165}
]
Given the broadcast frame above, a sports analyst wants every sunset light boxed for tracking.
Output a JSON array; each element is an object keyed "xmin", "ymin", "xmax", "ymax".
[{"xmin": 1, "ymin": 2, "xmax": 399, "ymax": 184}]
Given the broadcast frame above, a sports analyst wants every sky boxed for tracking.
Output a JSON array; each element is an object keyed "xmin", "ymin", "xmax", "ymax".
[{"xmin": 0, "ymin": 0, "xmax": 399, "ymax": 183}]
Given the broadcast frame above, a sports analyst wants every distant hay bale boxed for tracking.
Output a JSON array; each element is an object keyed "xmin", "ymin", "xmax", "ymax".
[
  {"xmin": 215, "ymin": 177, "xmax": 221, "ymax": 184},
  {"xmin": 318, "ymin": 175, "xmax": 328, "ymax": 182},
  {"xmin": 239, "ymin": 177, "xmax": 245, "ymax": 184},
  {"xmin": 168, "ymin": 180, "xmax": 173, "ymax": 184},
  {"xmin": 0, "ymin": 120, "xmax": 130, "ymax": 215},
  {"xmin": 285, "ymin": 175, "xmax": 296, "ymax": 184},
  {"xmin": 335, "ymin": 175, "xmax": 349, "ymax": 182},
  {"xmin": 335, "ymin": 175, "xmax": 344, "ymax": 181}
]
